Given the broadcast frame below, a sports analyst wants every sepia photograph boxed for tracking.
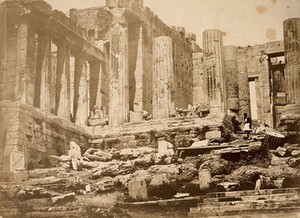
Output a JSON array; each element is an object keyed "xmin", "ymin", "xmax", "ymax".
[{"xmin": 0, "ymin": 0, "xmax": 300, "ymax": 217}]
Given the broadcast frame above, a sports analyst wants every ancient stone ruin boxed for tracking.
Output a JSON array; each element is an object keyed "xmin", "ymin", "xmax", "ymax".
[{"xmin": 0, "ymin": 0, "xmax": 299, "ymax": 217}]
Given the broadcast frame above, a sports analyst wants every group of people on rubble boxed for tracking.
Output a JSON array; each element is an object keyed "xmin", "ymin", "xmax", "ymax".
[{"xmin": 231, "ymin": 113, "xmax": 252, "ymax": 139}]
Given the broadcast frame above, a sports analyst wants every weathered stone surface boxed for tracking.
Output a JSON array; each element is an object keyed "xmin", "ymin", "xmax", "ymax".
[
  {"xmin": 157, "ymin": 140, "xmax": 174, "ymax": 156},
  {"xmin": 205, "ymin": 130, "xmax": 221, "ymax": 139},
  {"xmin": 224, "ymin": 45, "xmax": 239, "ymax": 111},
  {"xmin": 217, "ymin": 182, "xmax": 240, "ymax": 191},
  {"xmin": 291, "ymin": 150, "xmax": 300, "ymax": 157},
  {"xmin": 237, "ymin": 51, "xmax": 250, "ymax": 117},
  {"xmin": 69, "ymin": 141, "xmax": 82, "ymax": 158},
  {"xmin": 47, "ymin": 155, "xmax": 62, "ymax": 167},
  {"xmin": 83, "ymin": 148, "xmax": 113, "ymax": 162},
  {"xmin": 275, "ymin": 147, "xmax": 288, "ymax": 157},
  {"xmin": 96, "ymin": 177, "xmax": 115, "ymax": 192},
  {"xmin": 128, "ymin": 179, "xmax": 148, "ymax": 200},
  {"xmin": 115, "ymin": 174, "xmax": 132, "ymax": 187},
  {"xmin": 177, "ymin": 163, "xmax": 198, "ymax": 182},
  {"xmin": 137, "ymin": 146, "xmax": 156, "ymax": 155},
  {"xmin": 153, "ymin": 36, "xmax": 175, "ymax": 119},
  {"xmin": 199, "ymin": 159, "xmax": 230, "ymax": 176},
  {"xmin": 117, "ymin": 148, "xmax": 140, "ymax": 159},
  {"xmin": 193, "ymin": 52, "xmax": 204, "ymax": 105},
  {"xmin": 28, "ymin": 176, "xmax": 64, "ymax": 185},
  {"xmin": 270, "ymin": 155, "xmax": 289, "ymax": 166},
  {"xmin": 287, "ymin": 158, "xmax": 300, "ymax": 168},
  {"xmin": 16, "ymin": 187, "xmax": 54, "ymax": 200},
  {"xmin": 93, "ymin": 161, "xmax": 136, "ymax": 178},
  {"xmin": 198, "ymin": 169, "xmax": 211, "ymax": 190},
  {"xmin": 226, "ymin": 166, "xmax": 268, "ymax": 189},
  {"xmin": 51, "ymin": 192, "xmax": 76, "ymax": 205},
  {"xmin": 148, "ymin": 164, "xmax": 179, "ymax": 177},
  {"xmin": 284, "ymin": 18, "xmax": 300, "ymax": 104},
  {"xmin": 133, "ymin": 153, "xmax": 156, "ymax": 168},
  {"xmin": 148, "ymin": 174, "xmax": 178, "ymax": 199},
  {"xmin": 88, "ymin": 118, "xmax": 108, "ymax": 127},
  {"xmin": 203, "ymin": 29, "xmax": 225, "ymax": 113},
  {"xmin": 130, "ymin": 111, "xmax": 143, "ymax": 122}
]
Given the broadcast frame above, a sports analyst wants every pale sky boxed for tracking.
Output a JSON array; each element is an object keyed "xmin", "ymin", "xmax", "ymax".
[{"xmin": 45, "ymin": 0, "xmax": 300, "ymax": 47}]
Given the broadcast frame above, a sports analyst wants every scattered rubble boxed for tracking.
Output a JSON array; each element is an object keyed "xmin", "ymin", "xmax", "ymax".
[{"xmin": 1, "ymin": 120, "xmax": 300, "ymax": 217}]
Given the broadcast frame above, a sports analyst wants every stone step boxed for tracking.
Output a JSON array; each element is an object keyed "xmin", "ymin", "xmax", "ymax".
[
  {"xmin": 191, "ymin": 200, "xmax": 300, "ymax": 216},
  {"xmin": 203, "ymin": 193, "xmax": 300, "ymax": 204},
  {"xmin": 0, "ymin": 209, "xmax": 85, "ymax": 218},
  {"xmin": 200, "ymin": 196, "xmax": 300, "ymax": 207},
  {"xmin": 189, "ymin": 206, "xmax": 300, "ymax": 217},
  {"xmin": 23, "ymin": 211, "xmax": 85, "ymax": 217},
  {"xmin": 206, "ymin": 188, "xmax": 300, "ymax": 198}
]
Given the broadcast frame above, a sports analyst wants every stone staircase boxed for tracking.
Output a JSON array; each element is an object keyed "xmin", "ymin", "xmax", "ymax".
[
  {"xmin": 189, "ymin": 188, "xmax": 300, "ymax": 217},
  {"xmin": 87, "ymin": 113, "xmax": 225, "ymax": 137},
  {"xmin": 86, "ymin": 113, "xmax": 229, "ymax": 149}
]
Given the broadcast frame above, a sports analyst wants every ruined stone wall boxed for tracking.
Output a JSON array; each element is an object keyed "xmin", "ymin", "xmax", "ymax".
[
  {"xmin": 245, "ymin": 45, "xmax": 270, "ymax": 124},
  {"xmin": 0, "ymin": 101, "xmax": 20, "ymax": 171},
  {"xmin": 237, "ymin": 41, "xmax": 284, "ymax": 126},
  {"xmin": 0, "ymin": 0, "xmax": 105, "ymax": 125},
  {"xmin": 73, "ymin": 4, "xmax": 196, "ymax": 122},
  {"xmin": 193, "ymin": 52, "xmax": 204, "ymax": 105},
  {"xmin": 0, "ymin": 0, "xmax": 106, "ymax": 171},
  {"xmin": 1, "ymin": 101, "xmax": 89, "ymax": 171}
]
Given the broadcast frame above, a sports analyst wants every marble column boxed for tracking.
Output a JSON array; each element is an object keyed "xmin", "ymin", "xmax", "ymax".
[
  {"xmin": 56, "ymin": 42, "xmax": 71, "ymax": 120},
  {"xmin": 109, "ymin": 16, "xmax": 129, "ymax": 126},
  {"xmin": 73, "ymin": 53, "xmax": 88, "ymax": 126},
  {"xmin": 224, "ymin": 45, "xmax": 239, "ymax": 111},
  {"xmin": 237, "ymin": 51, "xmax": 251, "ymax": 117},
  {"xmin": 193, "ymin": 52, "xmax": 204, "ymax": 105},
  {"xmin": 153, "ymin": 36, "xmax": 175, "ymax": 119},
  {"xmin": 89, "ymin": 61, "xmax": 101, "ymax": 114},
  {"xmin": 260, "ymin": 53, "xmax": 272, "ymax": 126},
  {"xmin": 132, "ymin": 23, "xmax": 146, "ymax": 112},
  {"xmin": 15, "ymin": 14, "xmax": 36, "ymax": 105},
  {"xmin": 284, "ymin": 18, "xmax": 300, "ymax": 104},
  {"xmin": 35, "ymin": 34, "xmax": 52, "ymax": 112},
  {"xmin": 280, "ymin": 18, "xmax": 300, "ymax": 137},
  {"xmin": 203, "ymin": 29, "xmax": 225, "ymax": 113}
]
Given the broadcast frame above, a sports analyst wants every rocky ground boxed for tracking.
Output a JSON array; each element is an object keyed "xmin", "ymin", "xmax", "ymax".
[{"xmin": 0, "ymin": 132, "xmax": 300, "ymax": 217}]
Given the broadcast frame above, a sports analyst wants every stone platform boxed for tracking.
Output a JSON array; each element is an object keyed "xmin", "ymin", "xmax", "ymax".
[{"xmin": 86, "ymin": 113, "xmax": 233, "ymax": 150}]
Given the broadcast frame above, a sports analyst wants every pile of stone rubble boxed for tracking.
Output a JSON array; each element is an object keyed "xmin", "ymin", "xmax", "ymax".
[{"xmin": 0, "ymin": 132, "xmax": 300, "ymax": 217}]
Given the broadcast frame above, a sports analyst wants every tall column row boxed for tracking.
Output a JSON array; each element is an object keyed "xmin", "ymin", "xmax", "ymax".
[{"xmin": 20, "ymin": 29, "xmax": 105, "ymax": 126}]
